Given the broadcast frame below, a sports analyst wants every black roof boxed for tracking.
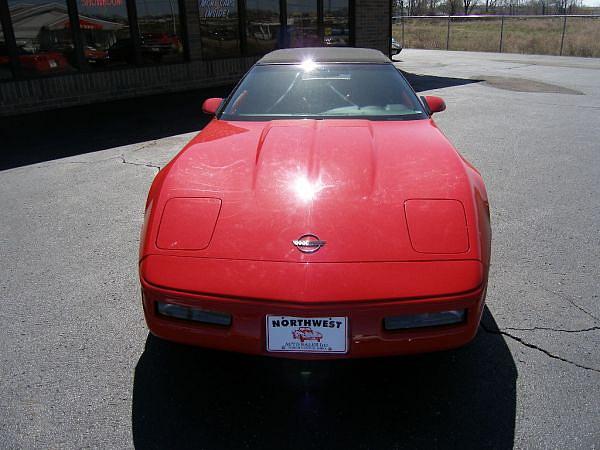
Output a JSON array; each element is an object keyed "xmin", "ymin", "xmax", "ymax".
[{"xmin": 257, "ymin": 47, "xmax": 390, "ymax": 65}]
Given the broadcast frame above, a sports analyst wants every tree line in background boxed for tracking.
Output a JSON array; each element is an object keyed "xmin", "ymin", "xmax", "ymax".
[{"xmin": 393, "ymin": 0, "xmax": 596, "ymax": 15}]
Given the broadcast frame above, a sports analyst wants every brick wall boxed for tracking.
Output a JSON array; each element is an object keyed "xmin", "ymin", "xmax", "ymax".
[{"xmin": 354, "ymin": 0, "xmax": 391, "ymax": 55}]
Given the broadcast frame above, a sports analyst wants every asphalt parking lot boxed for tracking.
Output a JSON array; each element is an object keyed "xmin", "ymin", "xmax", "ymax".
[{"xmin": 1, "ymin": 49, "xmax": 599, "ymax": 449}]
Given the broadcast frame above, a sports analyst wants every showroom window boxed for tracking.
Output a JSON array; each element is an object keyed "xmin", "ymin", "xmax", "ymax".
[
  {"xmin": 0, "ymin": 0, "xmax": 354, "ymax": 77},
  {"xmin": 135, "ymin": 0, "xmax": 184, "ymax": 64},
  {"xmin": 323, "ymin": 0, "xmax": 350, "ymax": 47},
  {"xmin": 286, "ymin": 0, "xmax": 319, "ymax": 48},
  {"xmin": 198, "ymin": 0, "xmax": 354, "ymax": 59},
  {"xmin": 245, "ymin": 0, "xmax": 279, "ymax": 56},
  {"xmin": 198, "ymin": 0, "xmax": 241, "ymax": 59},
  {"xmin": 75, "ymin": 0, "xmax": 132, "ymax": 69},
  {"xmin": 7, "ymin": 0, "xmax": 78, "ymax": 76}
]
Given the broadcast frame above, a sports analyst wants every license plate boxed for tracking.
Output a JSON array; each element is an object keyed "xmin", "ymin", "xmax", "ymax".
[
  {"xmin": 49, "ymin": 60, "xmax": 57, "ymax": 68},
  {"xmin": 266, "ymin": 316, "xmax": 348, "ymax": 354}
]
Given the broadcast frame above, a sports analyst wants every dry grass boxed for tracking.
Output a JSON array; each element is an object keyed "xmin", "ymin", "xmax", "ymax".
[{"xmin": 393, "ymin": 17, "xmax": 600, "ymax": 57}]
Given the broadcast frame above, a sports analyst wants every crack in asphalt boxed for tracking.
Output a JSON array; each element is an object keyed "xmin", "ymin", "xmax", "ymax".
[
  {"xmin": 480, "ymin": 323, "xmax": 600, "ymax": 373},
  {"xmin": 26, "ymin": 154, "xmax": 162, "ymax": 174},
  {"xmin": 15, "ymin": 156, "xmax": 123, "ymax": 171},
  {"xmin": 537, "ymin": 284, "xmax": 600, "ymax": 323},
  {"xmin": 119, "ymin": 155, "xmax": 161, "ymax": 173},
  {"xmin": 504, "ymin": 326, "xmax": 600, "ymax": 333}
]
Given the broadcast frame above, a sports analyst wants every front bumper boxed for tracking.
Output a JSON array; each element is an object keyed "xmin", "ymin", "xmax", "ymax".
[{"xmin": 140, "ymin": 278, "xmax": 486, "ymax": 360}]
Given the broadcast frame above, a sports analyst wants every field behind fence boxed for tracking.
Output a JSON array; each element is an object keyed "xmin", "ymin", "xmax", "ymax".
[{"xmin": 393, "ymin": 15, "xmax": 600, "ymax": 58}]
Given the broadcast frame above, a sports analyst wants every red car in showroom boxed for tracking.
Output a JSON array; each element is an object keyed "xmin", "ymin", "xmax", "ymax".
[{"xmin": 139, "ymin": 47, "xmax": 491, "ymax": 359}]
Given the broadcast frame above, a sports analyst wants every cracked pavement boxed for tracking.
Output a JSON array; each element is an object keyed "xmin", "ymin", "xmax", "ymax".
[{"xmin": 1, "ymin": 50, "xmax": 599, "ymax": 449}]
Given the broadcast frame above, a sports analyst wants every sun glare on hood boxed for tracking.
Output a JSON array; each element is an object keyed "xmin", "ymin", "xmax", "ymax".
[{"xmin": 292, "ymin": 175, "xmax": 327, "ymax": 203}]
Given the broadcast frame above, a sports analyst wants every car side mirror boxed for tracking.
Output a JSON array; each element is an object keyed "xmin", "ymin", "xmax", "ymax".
[
  {"xmin": 202, "ymin": 98, "xmax": 223, "ymax": 115},
  {"xmin": 423, "ymin": 95, "xmax": 446, "ymax": 115}
]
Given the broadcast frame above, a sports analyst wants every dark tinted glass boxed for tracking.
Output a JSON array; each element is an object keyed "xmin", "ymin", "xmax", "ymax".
[
  {"xmin": 136, "ymin": 0, "xmax": 184, "ymax": 64},
  {"xmin": 221, "ymin": 63, "xmax": 426, "ymax": 120},
  {"xmin": 198, "ymin": 0, "xmax": 240, "ymax": 59},
  {"xmin": 8, "ymin": 0, "xmax": 77, "ymax": 77},
  {"xmin": 245, "ymin": 0, "xmax": 279, "ymax": 56},
  {"xmin": 0, "ymin": 23, "xmax": 12, "ymax": 79},
  {"xmin": 324, "ymin": 0, "xmax": 350, "ymax": 47},
  {"xmin": 286, "ymin": 0, "xmax": 319, "ymax": 47},
  {"xmin": 76, "ymin": 0, "xmax": 132, "ymax": 69}
]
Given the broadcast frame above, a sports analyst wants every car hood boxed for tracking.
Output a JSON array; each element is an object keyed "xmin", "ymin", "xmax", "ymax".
[{"xmin": 144, "ymin": 118, "xmax": 480, "ymax": 263}]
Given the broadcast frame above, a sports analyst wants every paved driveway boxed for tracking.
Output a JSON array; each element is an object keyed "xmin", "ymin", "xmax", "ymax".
[{"xmin": 1, "ymin": 50, "xmax": 598, "ymax": 449}]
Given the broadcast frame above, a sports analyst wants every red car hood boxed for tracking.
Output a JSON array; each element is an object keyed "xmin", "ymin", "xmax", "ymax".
[{"xmin": 143, "ymin": 118, "xmax": 482, "ymax": 264}]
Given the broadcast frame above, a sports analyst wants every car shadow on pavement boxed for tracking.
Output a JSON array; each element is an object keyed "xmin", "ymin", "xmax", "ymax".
[
  {"xmin": 0, "ymin": 85, "xmax": 234, "ymax": 171},
  {"xmin": 131, "ymin": 307, "xmax": 516, "ymax": 450},
  {"xmin": 401, "ymin": 71, "xmax": 482, "ymax": 93}
]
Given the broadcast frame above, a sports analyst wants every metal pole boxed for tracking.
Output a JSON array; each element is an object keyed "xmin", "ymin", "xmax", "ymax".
[
  {"xmin": 559, "ymin": 15, "xmax": 567, "ymax": 56},
  {"xmin": 401, "ymin": 15, "xmax": 405, "ymax": 48},
  {"xmin": 0, "ymin": 0, "xmax": 22, "ymax": 78},
  {"xmin": 446, "ymin": 15, "xmax": 450, "ymax": 50},
  {"xmin": 499, "ymin": 15, "xmax": 504, "ymax": 53},
  {"xmin": 125, "ymin": 0, "xmax": 143, "ymax": 65},
  {"xmin": 65, "ymin": 0, "xmax": 87, "ymax": 71},
  {"xmin": 238, "ymin": 0, "xmax": 247, "ymax": 55}
]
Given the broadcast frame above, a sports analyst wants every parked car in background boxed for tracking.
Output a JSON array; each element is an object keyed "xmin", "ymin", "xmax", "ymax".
[
  {"xmin": 108, "ymin": 34, "xmax": 182, "ymax": 65},
  {"xmin": 0, "ymin": 44, "xmax": 72, "ymax": 76},
  {"xmin": 391, "ymin": 37, "xmax": 402, "ymax": 56}
]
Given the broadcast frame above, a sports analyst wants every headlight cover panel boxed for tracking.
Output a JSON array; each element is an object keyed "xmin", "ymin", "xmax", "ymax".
[
  {"xmin": 156, "ymin": 197, "xmax": 222, "ymax": 251},
  {"xmin": 404, "ymin": 199, "xmax": 469, "ymax": 254}
]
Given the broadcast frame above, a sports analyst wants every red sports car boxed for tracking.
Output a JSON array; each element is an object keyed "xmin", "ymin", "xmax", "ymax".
[{"xmin": 139, "ymin": 47, "xmax": 491, "ymax": 359}]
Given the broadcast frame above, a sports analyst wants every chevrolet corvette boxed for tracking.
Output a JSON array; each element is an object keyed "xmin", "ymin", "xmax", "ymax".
[{"xmin": 139, "ymin": 47, "xmax": 491, "ymax": 359}]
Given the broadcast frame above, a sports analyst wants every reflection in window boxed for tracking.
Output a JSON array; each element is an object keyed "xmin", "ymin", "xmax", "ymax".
[
  {"xmin": 7, "ymin": 0, "xmax": 77, "ymax": 77},
  {"xmin": 245, "ymin": 0, "xmax": 279, "ymax": 56},
  {"xmin": 136, "ymin": 0, "xmax": 184, "ymax": 64},
  {"xmin": 286, "ymin": 0, "xmax": 319, "ymax": 48},
  {"xmin": 0, "ymin": 23, "xmax": 13, "ymax": 79},
  {"xmin": 76, "ymin": 0, "xmax": 131, "ymax": 68},
  {"xmin": 323, "ymin": 0, "xmax": 349, "ymax": 47},
  {"xmin": 198, "ymin": 0, "xmax": 240, "ymax": 59}
]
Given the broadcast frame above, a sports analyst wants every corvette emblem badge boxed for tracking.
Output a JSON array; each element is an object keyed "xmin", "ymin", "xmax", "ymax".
[{"xmin": 292, "ymin": 234, "xmax": 326, "ymax": 254}]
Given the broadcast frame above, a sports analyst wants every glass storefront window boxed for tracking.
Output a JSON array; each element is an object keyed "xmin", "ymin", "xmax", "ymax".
[
  {"xmin": 1, "ymin": 0, "xmax": 352, "ymax": 73},
  {"xmin": 136, "ymin": 0, "xmax": 184, "ymax": 64},
  {"xmin": 286, "ymin": 0, "xmax": 319, "ymax": 48},
  {"xmin": 323, "ymin": 0, "xmax": 350, "ymax": 47},
  {"xmin": 198, "ymin": 0, "xmax": 240, "ymax": 59},
  {"xmin": 0, "ymin": 23, "xmax": 13, "ymax": 79},
  {"xmin": 76, "ymin": 0, "xmax": 132, "ymax": 69},
  {"xmin": 7, "ymin": 0, "xmax": 77, "ymax": 77},
  {"xmin": 245, "ymin": 0, "xmax": 279, "ymax": 56}
]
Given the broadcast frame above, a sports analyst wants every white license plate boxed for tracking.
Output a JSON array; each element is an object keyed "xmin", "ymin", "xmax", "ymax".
[
  {"xmin": 266, "ymin": 316, "xmax": 348, "ymax": 354},
  {"xmin": 49, "ymin": 60, "xmax": 57, "ymax": 68}
]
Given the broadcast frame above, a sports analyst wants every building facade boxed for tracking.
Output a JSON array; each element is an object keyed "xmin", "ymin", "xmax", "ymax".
[{"xmin": 0, "ymin": 0, "xmax": 390, "ymax": 116}]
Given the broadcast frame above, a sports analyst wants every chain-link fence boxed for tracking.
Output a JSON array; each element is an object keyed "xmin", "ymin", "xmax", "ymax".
[{"xmin": 393, "ymin": 15, "xmax": 600, "ymax": 57}]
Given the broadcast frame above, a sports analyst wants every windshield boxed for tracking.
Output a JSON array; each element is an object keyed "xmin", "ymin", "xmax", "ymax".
[{"xmin": 220, "ymin": 63, "xmax": 427, "ymax": 121}]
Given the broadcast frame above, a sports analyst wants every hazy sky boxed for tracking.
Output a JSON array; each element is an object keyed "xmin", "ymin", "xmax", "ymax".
[{"xmin": 583, "ymin": 0, "xmax": 600, "ymax": 6}]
